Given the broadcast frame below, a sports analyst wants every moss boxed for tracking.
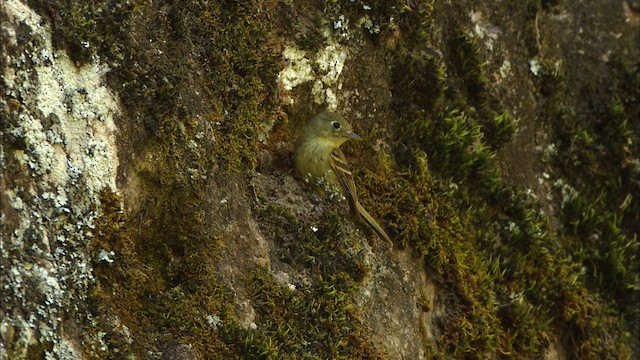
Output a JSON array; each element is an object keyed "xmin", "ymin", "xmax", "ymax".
[
  {"xmin": 48, "ymin": 0, "xmax": 282, "ymax": 357},
  {"xmin": 390, "ymin": 46, "xmax": 446, "ymax": 118},
  {"xmin": 385, "ymin": 0, "xmax": 442, "ymax": 123},
  {"xmin": 30, "ymin": 0, "xmax": 135, "ymax": 64},
  {"xmin": 32, "ymin": 0, "xmax": 281, "ymax": 172},
  {"xmin": 222, "ymin": 268, "xmax": 382, "ymax": 359},
  {"xmin": 223, "ymin": 200, "xmax": 383, "ymax": 358},
  {"xmin": 28, "ymin": 0, "xmax": 637, "ymax": 358},
  {"xmin": 91, "ymin": 187, "xmax": 237, "ymax": 358},
  {"xmin": 323, "ymin": 0, "xmax": 407, "ymax": 37},
  {"xmin": 446, "ymin": 32, "xmax": 489, "ymax": 110},
  {"xmin": 255, "ymin": 200, "xmax": 368, "ymax": 286},
  {"xmin": 535, "ymin": 54, "xmax": 640, "ymax": 347},
  {"xmin": 381, "ymin": 13, "xmax": 633, "ymax": 354},
  {"xmin": 396, "ymin": 0, "xmax": 435, "ymax": 41},
  {"xmin": 483, "ymin": 111, "xmax": 519, "ymax": 150},
  {"xmin": 388, "ymin": 124, "xmax": 630, "ymax": 356},
  {"xmin": 444, "ymin": 30, "xmax": 517, "ymax": 150}
]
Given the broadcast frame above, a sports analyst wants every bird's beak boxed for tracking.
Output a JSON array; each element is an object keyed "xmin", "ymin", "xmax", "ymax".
[{"xmin": 346, "ymin": 131, "xmax": 362, "ymax": 141}]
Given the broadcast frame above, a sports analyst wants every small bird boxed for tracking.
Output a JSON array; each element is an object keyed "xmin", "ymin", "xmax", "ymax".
[{"xmin": 294, "ymin": 112, "xmax": 392, "ymax": 245}]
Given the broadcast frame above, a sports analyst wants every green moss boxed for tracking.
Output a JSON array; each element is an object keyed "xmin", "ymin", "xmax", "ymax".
[
  {"xmin": 32, "ymin": 0, "xmax": 134, "ymax": 64},
  {"xmin": 483, "ymin": 111, "xmax": 519, "ymax": 150},
  {"xmin": 381, "ymin": 20, "xmax": 633, "ymax": 353},
  {"xmin": 396, "ymin": 0, "xmax": 435, "ymax": 41},
  {"xmin": 222, "ymin": 268, "xmax": 382, "ymax": 359},
  {"xmin": 534, "ymin": 54, "xmax": 640, "ymax": 347},
  {"xmin": 91, "ymin": 186, "xmax": 238, "ymax": 358},
  {"xmin": 223, "ymin": 200, "xmax": 382, "ymax": 358},
  {"xmin": 390, "ymin": 46, "xmax": 446, "ymax": 118},
  {"xmin": 447, "ymin": 32, "xmax": 489, "ymax": 110},
  {"xmin": 57, "ymin": 0, "xmax": 282, "ymax": 357},
  {"xmin": 33, "ymin": 0, "xmax": 281, "ymax": 172},
  {"xmin": 34, "ymin": 0, "xmax": 637, "ymax": 358},
  {"xmin": 322, "ymin": 0, "xmax": 409, "ymax": 38},
  {"xmin": 393, "ymin": 128, "xmax": 628, "ymax": 356},
  {"xmin": 444, "ymin": 30, "xmax": 519, "ymax": 150},
  {"xmin": 255, "ymin": 200, "xmax": 368, "ymax": 285}
]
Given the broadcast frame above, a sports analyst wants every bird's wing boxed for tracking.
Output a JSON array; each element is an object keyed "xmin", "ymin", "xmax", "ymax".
[
  {"xmin": 355, "ymin": 201, "xmax": 393, "ymax": 246},
  {"xmin": 329, "ymin": 148, "xmax": 359, "ymax": 215},
  {"xmin": 330, "ymin": 148, "xmax": 392, "ymax": 246}
]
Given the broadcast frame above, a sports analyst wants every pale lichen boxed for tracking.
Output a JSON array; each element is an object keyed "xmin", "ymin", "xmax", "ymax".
[
  {"xmin": 1, "ymin": 0, "xmax": 121, "ymax": 357},
  {"xmin": 277, "ymin": 24, "xmax": 349, "ymax": 111},
  {"xmin": 469, "ymin": 10, "xmax": 501, "ymax": 52}
]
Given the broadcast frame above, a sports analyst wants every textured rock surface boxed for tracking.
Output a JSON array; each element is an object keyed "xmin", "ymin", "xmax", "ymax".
[
  {"xmin": 1, "ymin": 0, "xmax": 638, "ymax": 359},
  {"xmin": 2, "ymin": 0, "xmax": 120, "ymax": 357}
]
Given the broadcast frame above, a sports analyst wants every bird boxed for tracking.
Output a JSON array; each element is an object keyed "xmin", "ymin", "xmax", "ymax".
[{"xmin": 294, "ymin": 111, "xmax": 392, "ymax": 246}]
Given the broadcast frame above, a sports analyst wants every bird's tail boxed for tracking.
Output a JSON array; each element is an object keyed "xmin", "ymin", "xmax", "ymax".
[{"xmin": 355, "ymin": 201, "xmax": 393, "ymax": 246}]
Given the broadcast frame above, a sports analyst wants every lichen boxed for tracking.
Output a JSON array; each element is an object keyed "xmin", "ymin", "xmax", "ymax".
[
  {"xmin": 1, "ymin": 0, "xmax": 121, "ymax": 358},
  {"xmin": 278, "ymin": 36, "xmax": 349, "ymax": 111},
  {"xmin": 2, "ymin": 0, "xmax": 637, "ymax": 358}
]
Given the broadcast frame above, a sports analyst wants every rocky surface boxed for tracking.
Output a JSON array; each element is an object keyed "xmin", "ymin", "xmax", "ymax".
[{"xmin": 1, "ymin": 0, "xmax": 638, "ymax": 359}]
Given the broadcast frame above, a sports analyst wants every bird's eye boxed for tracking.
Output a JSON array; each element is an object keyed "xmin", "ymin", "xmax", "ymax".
[{"xmin": 332, "ymin": 121, "xmax": 341, "ymax": 129}]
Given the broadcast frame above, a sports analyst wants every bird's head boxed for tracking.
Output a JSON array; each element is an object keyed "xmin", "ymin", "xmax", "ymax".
[{"xmin": 305, "ymin": 112, "xmax": 362, "ymax": 147}]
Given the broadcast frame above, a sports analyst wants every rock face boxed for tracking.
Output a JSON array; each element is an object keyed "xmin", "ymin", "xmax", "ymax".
[
  {"xmin": 2, "ymin": 1, "xmax": 120, "ymax": 357},
  {"xmin": 1, "ymin": 0, "xmax": 638, "ymax": 359}
]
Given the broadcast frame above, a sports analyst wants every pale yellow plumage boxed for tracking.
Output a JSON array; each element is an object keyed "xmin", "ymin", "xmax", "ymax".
[{"xmin": 294, "ymin": 112, "xmax": 392, "ymax": 246}]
